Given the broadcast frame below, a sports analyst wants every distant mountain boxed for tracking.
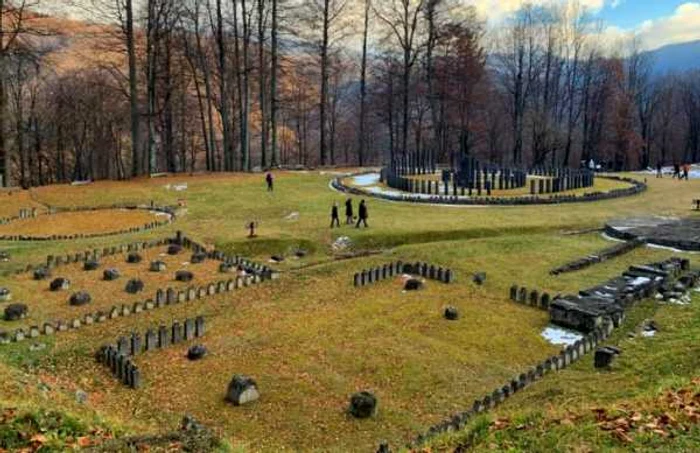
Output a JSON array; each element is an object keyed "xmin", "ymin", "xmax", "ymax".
[{"xmin": 647, "ymin": 40, "xmax": 700, "ymax": 76}]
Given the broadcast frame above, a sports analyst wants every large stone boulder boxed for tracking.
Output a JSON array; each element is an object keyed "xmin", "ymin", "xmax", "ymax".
[
  {"xmin": 69, "ymin": 291, "xmax": 92, "ymax": 306},
  {"xmin": 175, "ymin": 270, "xmax": 194, "ymax": 282},
  {"xmin": 4, "ymin": 303, "xmax": 28, "ymax": 321},
  {"xmin": 125, "ymin": 279, "xmax": 145, "ymax": 294},
  {"xmin": 150, "ymin": 261, "xmax": 167, "ymax": 272},
  {"xmin": 187, "ymin": 345, "xmax": 208, "ymax": 361},
  {"xmin": 226, "ymin": 375, "xmax": 260, "ymax": 406},
  {"xmin": 33, "ymin": 267, "xmax": 51, "ymax": 281},
  {"xmin": 167, "ymin": 244, "xmax": 182, "ymax": 255},
  {"xmin": 103, "ymin": 268, "xmax": 120, "ymax": 281},
  {"xmin": 83, "ymin": 260, "xmax": 100, "ymax": 271},
  {"xmin": 594, "ymin": 346, "xmax": 621, "ymax": 369},
  {"xmin": 348, "ymin": 391, "xmax": 377, "ymax": 419},
  {"xmin": 404, "ymin": 278, "xmax": 424, "ymax": 291},
  {"xmin": 126, "ymin": 252, "xmax": 143, "ymax": 264},
  {"xmin": 443, "ymin": 306, "xmax": 459, "ymax": 321},
  {"xmin": 472, "ymin": 272, "xmax": 487, "ymax": 285},
  {"xmin": 0, "ymin": 287, "xmax": 11, "ymax": 302},
  {"xmin": 49, "ymin": 278, "xmax": 71, "ymax": 292},
  {"xmin": 190, "ymin": 252, "xmax": 207, "ymax": 264}
]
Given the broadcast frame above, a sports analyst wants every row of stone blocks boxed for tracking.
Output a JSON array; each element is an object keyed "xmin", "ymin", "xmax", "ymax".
[
  {"xmin": 550, "ymin": 238, "xmax": 645, "ymax": 276},
  {"xmin": 509, "ymin": 285, "xmax": 552, "ymax": 311},
  {"xmin": 96, "ymin": 317, "xmax": 205, "ymax": 389},
  {"xmin": 353, "ymin": 261, "xmax": 454, "ymax": 287},
  {"xmin": 404, "ymin": 321, "xmax": 615, "ymax": 450},
  {"xmin": 172, "ymin": 232, "xmax": 276, "ymax": 280},
  {"xmin": 334, "ymin": 175, "xmax": 646, "ymax": 207},
  {"xmin": 1, "ymin": 275, "xmax": 263, "ymax": 344},
  {"xmin": 0, "ymin": 207, "xmax": 38, "ymax": 225}
]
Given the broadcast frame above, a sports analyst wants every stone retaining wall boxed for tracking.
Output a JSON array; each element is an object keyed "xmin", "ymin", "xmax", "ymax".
[{"xmin": 550, "ymin": 238, "xmax": 644, "ymax": 275}]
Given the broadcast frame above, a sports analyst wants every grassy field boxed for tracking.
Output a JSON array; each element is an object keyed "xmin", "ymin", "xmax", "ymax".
[{"xmin": 0, "ymin": 171, "xmax": 699, "ymax": 451}]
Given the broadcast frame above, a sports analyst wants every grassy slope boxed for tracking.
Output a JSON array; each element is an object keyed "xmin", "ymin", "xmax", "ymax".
[{"xmin": 0, "ymin": 171, "xmax": 699, "ymax": 451}]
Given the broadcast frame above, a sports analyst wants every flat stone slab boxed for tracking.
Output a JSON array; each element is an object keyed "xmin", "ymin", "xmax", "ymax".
[{"xmin": 606, "ymin": 216, "xmax": 700, "ymax": 251}]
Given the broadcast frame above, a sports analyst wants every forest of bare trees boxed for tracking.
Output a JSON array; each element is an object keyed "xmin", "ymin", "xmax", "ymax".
[{"xmin": 1, "ymin": 0, "xmax": 700, "ymax": 187}]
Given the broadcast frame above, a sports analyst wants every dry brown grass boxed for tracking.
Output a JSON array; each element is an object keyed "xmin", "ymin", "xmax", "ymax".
[
  {"xmin": 0, "ymin": 190, "xmax": 46, "ymax": 219},
  {"xmin": 0, "ymin": 210, "xmax": 162, "ymax": 237}
]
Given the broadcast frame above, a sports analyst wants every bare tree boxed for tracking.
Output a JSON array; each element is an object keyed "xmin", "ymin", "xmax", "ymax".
[{"xmin": 374, "ymin": 0, "xmax": 426, "ymax": 156}]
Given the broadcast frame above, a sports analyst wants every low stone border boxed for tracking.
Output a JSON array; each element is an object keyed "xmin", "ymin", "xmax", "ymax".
[
  {"xmin": 96, "ymin": 316, "xmax": 206, "ymax": 389},
  {"xmin": 550, "ymin": 238, "xmax": 644, "ymax": 275},
  {"xmin": 0, "ymin": 202, "xmax": 177, "ymax": 241},
  {"xmin": 405, "ymin": 321, "xmax": 615, "ymax": 449},
  {"xmin": 508, "ymin": 285, "xmax": 553, "ymax": 311},
  {"xmin": 333, "ymin": 174, "xmax": 646, "ymax": 206},
  {"xmin": 0, "ymin": 232, "xmax": 278, "ymax": 344},
  {"xmin": 353, "ymin": 261, "xmax": 454, "ymax": 287}
]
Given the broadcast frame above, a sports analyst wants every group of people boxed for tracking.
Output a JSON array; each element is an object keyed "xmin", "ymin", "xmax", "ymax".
[
  {"xmin": 331, "ymin": 198, "xmax": 368, "ymax": 228},
  {"xmin": 263, "ymin": 172, "xmax": 369, "ymax": 228},
  {"xmin": 657, "ymin": 162, "xmax": 693, "ymax": 180}
]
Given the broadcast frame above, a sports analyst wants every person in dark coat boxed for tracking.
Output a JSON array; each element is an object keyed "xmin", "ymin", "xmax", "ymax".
[
  {"xmin": 265, "ymin": 172, "xmax": 274, "ymax": 191},
  {"xmin": 356, "ymin": 200, "xmax": 368, "ymax": 228},
  {"xmin": 673, "ymin": 163, "xmax": 681, "ymax": 179},
  {"xmin": 656, "ymin": 161, "xmax": 663, "ymax": 178},
  {"xmin": 345, "ymin": 198, "xmax": 354, "ymax": 224},
  {"xmin": 330, "ymin": 202, "xmax": 340, "ymax": 228}
]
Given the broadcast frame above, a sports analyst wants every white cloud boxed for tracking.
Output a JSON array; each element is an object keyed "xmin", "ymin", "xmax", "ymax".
[
  {"xmin": 597, "ymin": 2, "xmax": 700, "ymax": 51},
  {"xmin": 465, "ymin": 0, "xmax": 612, "ymax": 23}
]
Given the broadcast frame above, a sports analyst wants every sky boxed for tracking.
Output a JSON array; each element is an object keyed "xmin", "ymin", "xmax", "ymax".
[
  {"xmin": 465, "ymin": 0, "xmax": 700, "ymax": 50},
  {"xmin": 39, "ymin": 0, "xmax": 700, "ymax": 51}
]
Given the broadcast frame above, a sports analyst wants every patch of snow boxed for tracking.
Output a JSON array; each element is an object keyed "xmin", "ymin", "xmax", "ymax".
[
  {"xmin": 285, "ymin": 212, "xmax": 300, "ymax": 221},
  {"xmin": 351, "ymin": 173, "xmax": 381, "ymax": 187},
  {"xmin": 164, "ymin": 183, "xmax": 188, "ymax": 191},
  {"xmin": 641, "ymin": 330, "xmax": 656, "ymax": 337},
  {"xmin": 332, "ymin": 236, "xmax": 353, "ymax": 252},
  {"xmin": 646, "ymin": 243, "xmax": 700, "ymax": 254},
  {"xmin": 71, "ymin": 180, "xmax": 92, "ymax": 186},
  {"xmin": 630, "ymin": 277, "xmax": 651, "ymax": 287},
  {"xmin": 541, "ymin": 325, "xmax": 584, "ymax": 346}
]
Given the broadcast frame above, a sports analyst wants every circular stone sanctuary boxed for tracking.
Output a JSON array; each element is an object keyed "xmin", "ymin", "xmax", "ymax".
[
  {"xmin": 605, "ymin": 216, "xmax": 700, "ymax": 251},
  {"xmin": 332, "ymin": 151, "xmax": 645, "ymax": 206}
]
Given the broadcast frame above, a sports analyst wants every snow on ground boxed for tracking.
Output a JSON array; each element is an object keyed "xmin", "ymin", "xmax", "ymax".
[{"xmin": 541, "ymin": 325, "xmax": 584, "ymax": 346}]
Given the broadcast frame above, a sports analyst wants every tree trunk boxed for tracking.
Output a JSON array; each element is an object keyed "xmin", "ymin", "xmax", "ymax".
[{"xmin": 124, "ymin": 0, "xmax": 141, "ymax": 177}]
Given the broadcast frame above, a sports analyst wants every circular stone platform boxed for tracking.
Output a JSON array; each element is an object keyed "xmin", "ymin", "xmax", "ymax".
[
  {"xmin": 333, "ymin": 172, "xmax": 646, "ymax": 206},
  {"xmin": 605, "ymin": 216, "xmax": 700, "ymax": 251}
]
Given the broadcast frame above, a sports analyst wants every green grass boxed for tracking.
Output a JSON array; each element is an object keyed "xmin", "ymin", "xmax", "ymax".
[{"xmin": 0, "ymin": 170, "xmax": 699, "ymax": 451}]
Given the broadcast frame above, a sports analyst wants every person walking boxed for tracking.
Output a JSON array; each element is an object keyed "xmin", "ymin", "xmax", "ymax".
[
  {"xmin": 683, "ymin": 163, "xmax": 691, "ymax": 181},
  {"xmin": 673, "ymin": 163, "xmax": 681, "ymax": 179},
  {"xmin": 344, "ymin": 198, "xmax": 354, "ymax": 225},
  {"xmin": 330, "ymin": 202, "xmax": 340, "ymax": 228},
  {"xmin": 356, "ymin": 200, "xmax": 368, "ymax": 228},
  {"xmin": 266, "ymin": 172, "xmax": 274, "ymax": 191},
  {"xmin": 656, "ymin": 161, "xmax": 663, "ymax": 178}
]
